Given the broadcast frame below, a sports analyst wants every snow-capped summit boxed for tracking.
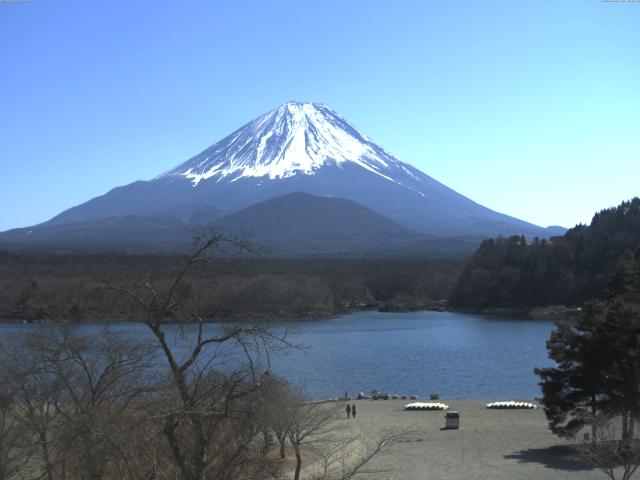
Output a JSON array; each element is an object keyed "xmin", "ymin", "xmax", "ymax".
[{"xmin": 160, "ymin": 101, "xmax": 416, "ymax": 189}]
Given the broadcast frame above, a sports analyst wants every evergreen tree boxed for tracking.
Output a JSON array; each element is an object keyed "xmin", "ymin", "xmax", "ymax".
[
  {"xmin": 534, "ymin": 302, "xmax": 608, "ymax": 439},
  {"xmin": 609, "ymin": 251, "xmax": 640, "ymax": 301},
  {"xmin": 595, "ymin": 300, "xmax": 640, "ymax": 441},
  {"xmin": 536, "ymin": 300, "xmax": 640, "ymax": 441}
]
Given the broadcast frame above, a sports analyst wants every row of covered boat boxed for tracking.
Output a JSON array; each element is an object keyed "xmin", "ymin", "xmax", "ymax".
[
  {"xmin": 403, "ymin": 400, "xmax": 538, "ymax": 411},
  {"xmin": 486, "ymin": 401, "xmax": 537, "ymax": 409},
  {"xmin": 404, "ymin": 402, "xmax": 450, "ymax": 411}
]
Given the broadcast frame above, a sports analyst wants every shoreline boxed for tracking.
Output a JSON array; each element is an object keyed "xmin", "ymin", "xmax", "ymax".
[
  {"xmin": 0, "ymin": 303, "xmax": 568, "ymax": 324},
  {"xmin": 325, "ymin": 399, "xmax": 602, "ymax": 479}
]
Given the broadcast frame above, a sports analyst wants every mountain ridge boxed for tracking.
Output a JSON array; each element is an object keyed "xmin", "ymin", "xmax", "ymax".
[{"xmin": 1, "ymin": 101, "xmax": 565, "ymax": 254}]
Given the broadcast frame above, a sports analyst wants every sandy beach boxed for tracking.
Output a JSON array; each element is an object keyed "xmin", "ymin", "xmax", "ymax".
[{"xmin": 326, "ymin": 399, "xmax": 604, "ymax": 480}]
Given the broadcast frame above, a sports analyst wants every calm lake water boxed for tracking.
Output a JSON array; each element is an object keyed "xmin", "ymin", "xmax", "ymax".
[{"xmin": 0, "ymin": 311, "xmax": 556, "ymax": 400}]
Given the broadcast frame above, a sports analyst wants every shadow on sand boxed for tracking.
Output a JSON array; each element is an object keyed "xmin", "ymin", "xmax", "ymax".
[{"xmin": 504, "ymin": 445, "xmax": 596, "ymax": 471}]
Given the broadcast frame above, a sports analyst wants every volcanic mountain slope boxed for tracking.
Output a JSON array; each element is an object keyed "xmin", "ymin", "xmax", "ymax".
[
  {"xmin": 216, "ymin": 192, "xmax": 477, "ymax": 256},
  {"xmin": 0, "ymin": 215, "xmax": 193, "ymax": 253},
  {"xmin": 217, "ymin": 192, "xmax": 415, "ymax": 241},
  {"xmin": 0, "ymin": 192, "xmax": 480, "ymax": 256},
  {"xmin": 0, "ymin": 101, "xmax": 563, "ymax": 253},
  {"xmin": 215, "ymin": 192, "xmax": 481, "ymax": 256}
]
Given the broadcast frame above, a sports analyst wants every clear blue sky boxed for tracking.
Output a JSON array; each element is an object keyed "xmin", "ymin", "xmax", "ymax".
[{"xmin": 1, "ymin": 0, "xmax": 638, "ymax": 231}]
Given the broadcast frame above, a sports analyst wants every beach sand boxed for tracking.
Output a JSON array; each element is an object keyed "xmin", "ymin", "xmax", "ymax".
[{"xmin": 326, "ymin": 399, "xmax": 604, "ymax": 480}]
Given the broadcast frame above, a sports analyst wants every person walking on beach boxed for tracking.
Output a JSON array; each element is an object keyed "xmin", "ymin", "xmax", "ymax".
[
  {"xmin": 351, "ymin": 404, "xmax": 357, "ymax": 419},
  {"xmin": 346, "ymin": 403, "xmax": 351, "ymax": 419}
]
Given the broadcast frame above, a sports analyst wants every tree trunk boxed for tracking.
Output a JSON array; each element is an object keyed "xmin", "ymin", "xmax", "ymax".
[
  {"xmin": 39, "ymin": 433, "xmax": 55, "ymax": 480},
  {"xmin": 191, "ymin": 434, "xmax": 207, "ymax": 480},
  {"xmin": 280, "ymin": 440, "xmax": 286, "ymax": 459},
  {"xmin": 293, "ymin": 444, "xmax": 302, "ymax": 480},
  {"xmin": 622, "ymin": 411, "xmax": 629, "ymax": 442},
  {"xmin": 591, "ymin": 395, "xmax": 598, "ymax": 443},
  {"xmin": 276, "ymin": 433, "xmax": 286, "ymax": 458},
  {"xmin": 163, "ymin": 418, "xmax": 191, "ymax": 480}
]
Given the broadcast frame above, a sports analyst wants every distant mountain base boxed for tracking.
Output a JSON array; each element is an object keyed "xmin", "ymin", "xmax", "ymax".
[{"xmin": 0, "ymin": 193, "xmax": 482, "ymax": 258}]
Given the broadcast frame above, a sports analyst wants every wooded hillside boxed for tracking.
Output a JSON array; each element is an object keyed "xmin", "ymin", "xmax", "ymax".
[{"xmin": 450, "ymin": 198, "xmax": 640, "ymax": 310}]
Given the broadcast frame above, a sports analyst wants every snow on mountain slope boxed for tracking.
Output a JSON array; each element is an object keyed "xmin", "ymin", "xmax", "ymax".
[
  {"xmin": 159, "ymin": 102, "xmax": 420, "ymax": 192},
  {"xmin": 15, "ymin": 100, "xmax": 563, "ymax": 242}
]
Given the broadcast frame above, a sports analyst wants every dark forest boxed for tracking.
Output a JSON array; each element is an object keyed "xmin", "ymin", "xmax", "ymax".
[{"xmin": 450, "ymin": 198, "xmax": 640, "ymax": 310}]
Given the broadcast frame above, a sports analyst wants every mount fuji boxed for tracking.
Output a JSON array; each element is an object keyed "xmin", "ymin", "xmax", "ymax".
[{"xmin": 0, "ymin": 102, "xmax": 563, "ymax": 254}]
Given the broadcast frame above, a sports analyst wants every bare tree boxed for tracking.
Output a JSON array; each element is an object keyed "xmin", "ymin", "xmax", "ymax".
[
  {"xmin": 103, "ymin": 402, "xmax": 173, "ymax": 480},
  {"xmin": 260, "ymin": 377, "xmax": 297, "ymax": 459},
  {"xmin": 283, "ymin": 396, "xmax": 406, "ymax": 480},
  {"xmin": 40, "ymin": 329, "xmax": 156, "ymax": 479},
  {"xmin": 0, "ymin": 331, "xmax": 66, "ymax": 480},
  {"xmin": 310, "ymin": 430, "xmax": 404, "ymax": 480},
  {"xmin": 286, "ymin": 400, "xmax": 344, "ymax": 480},
  {"xmin": 578, "ymin": 415, "xmax": 640, "ymax": 480},
  {"xmin": 109, "ymin": 231, "xmax": 291, "ymax": 480},
  {"xmin": 0, "ymin": 327, "xmax": 159, "ymax": 480},
  {"xmin": 0, "ymin": 389, "xmax": 32, "ymax": 480}
]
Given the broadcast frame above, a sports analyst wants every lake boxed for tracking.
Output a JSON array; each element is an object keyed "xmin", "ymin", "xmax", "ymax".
[{"xmin": 0, "ymin": 310, "xmax": 556, "ymax": 400}]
